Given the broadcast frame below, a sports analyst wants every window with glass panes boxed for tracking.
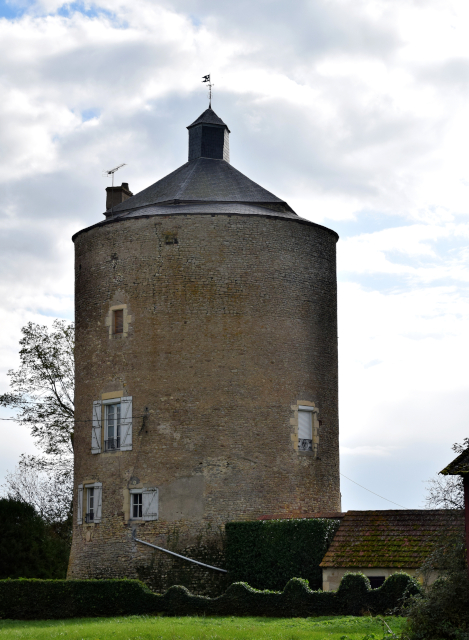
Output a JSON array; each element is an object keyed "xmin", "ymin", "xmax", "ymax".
[
  {"xmin": 86, "ymin": 487, "xmax": 94, "ymax": 522},
  {"xmin": 132, "ymin": 492, "xmax": 143, "ymax": 518},
  {"xmin": 298, "ymin": 406, "xmax": 314, "ymax": 451},
  {"xmin": 114, "ymin": 309, "xmax": 124, "ymax": 334},
  {"xmin": 105, "ymin": 402, "xmax": 121, "ymax": 451}
]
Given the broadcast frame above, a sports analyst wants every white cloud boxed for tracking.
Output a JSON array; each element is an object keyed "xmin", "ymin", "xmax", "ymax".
[
  {"xmin": 341, "ymin": 445, "xmax": 398, "ymax": 457},
  {"xmin": 1, "ymin": 0, "xmax": 469, "ymax": 508}
]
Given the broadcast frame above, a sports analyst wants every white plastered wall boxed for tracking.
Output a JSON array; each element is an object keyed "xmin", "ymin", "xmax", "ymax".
[{"xmin": 322, "ymin": 567, "xmax": 441, "ymax": 591}]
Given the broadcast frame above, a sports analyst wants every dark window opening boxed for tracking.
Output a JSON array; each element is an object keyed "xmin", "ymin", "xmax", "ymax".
[
  {"xmin": 201, "ymin": 125, "xmax": 225, "ymax": 159},
  {"xmin": 105, "ymin": 437, "xmax": 120, "ymax": 451},
  {"xmin": 114, "ymin": 309, "xmax": 124, "ymax": 334},
  {"xmin": 298, "ymin": 438, "xmax": 313, "ymax": 451},
  {"xmin": 368, "ymin": 576, "xmax": 386, "ymax": 589},
  {"xmin": 132, "ymin": 493, "xmax": 143, "ymax": 519}
]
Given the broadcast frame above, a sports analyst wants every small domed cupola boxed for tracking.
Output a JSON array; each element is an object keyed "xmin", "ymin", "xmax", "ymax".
[{"xmin": 187, "ymin": 108, "xmax": 230, "ymax": 163}]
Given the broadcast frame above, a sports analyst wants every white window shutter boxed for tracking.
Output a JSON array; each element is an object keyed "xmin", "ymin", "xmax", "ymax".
[
  {"xmin": 142, "ymin": 489, "xmax": 158, "ymax": 521},
  {"xmin": 120, "ymin": 396, "xmax": 133, "ymax": 451},
  {"xmin": 77, "ymin": 484, "xmax": 83, "ymax": 525},
  {"xmin": 298, "ymin": 410, "xmax": 313, "ymax": 440},
  {"xmin": 91, "ymin": 401, "xmax": 102, "ymax": 454},
  {"xmin": 94, "ymin": 483, "xmax": 103, "ymax": 523}
]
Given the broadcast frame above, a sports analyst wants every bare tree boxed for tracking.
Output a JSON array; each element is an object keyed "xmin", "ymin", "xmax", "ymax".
[
  {"xmin": 0, "ymin": 320, "xmax": 74, "ymax": 521},
  {"xmin": 425, "ymin": 438, "xmax": 468, "ymax": 510},
  {"xmin": 2, "ymin": 463, "xmax": 72, "ymax": 524}
]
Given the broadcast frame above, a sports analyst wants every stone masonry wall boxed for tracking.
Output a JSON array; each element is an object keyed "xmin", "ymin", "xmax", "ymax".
[{"xmin": 69, "ymin": 213, "xmax": 340, "ymax": 592}]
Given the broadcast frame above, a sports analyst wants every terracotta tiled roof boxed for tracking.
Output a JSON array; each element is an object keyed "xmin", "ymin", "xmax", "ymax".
[
  {"xmin": 320, "ymin": 510, "xmax": 464, "ymax": 568},
  {"xmin": 440, "ymin": 448, "xmax": 469, "ymax": 476},
  {"xmin": 257, "ymin": 512, "xmax": 345, "ymax": 521}
]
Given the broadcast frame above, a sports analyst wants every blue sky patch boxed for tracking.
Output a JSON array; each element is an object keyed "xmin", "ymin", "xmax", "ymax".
[
  {"xmin": 0, "ymin": 0, "xmax": 31, "ymax": 19},
  {"xmin": 57, "ymin": 2, "xmax": 113, "ymax": 19},
  {"xmin": 328, "ymin": 209, "xmax": 412, "ymax": 239},
  {"xmin": 338, "ymin": 271, "xmax": 413, "ymax": 294},
  {"xmin": 82, "ymin": 108, "xmax": 100, "ymax": 122}
]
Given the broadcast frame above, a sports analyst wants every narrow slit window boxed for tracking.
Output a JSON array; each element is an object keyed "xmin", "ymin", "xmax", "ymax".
[{"xmin": 114, "ymin": 309, "xmax": 124, "ymax": 334}]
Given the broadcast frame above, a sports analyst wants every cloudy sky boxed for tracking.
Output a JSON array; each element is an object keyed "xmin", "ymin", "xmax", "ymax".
[{"xmin": 0, "ymin": 0, "xmax": 468, "ymax": 510}]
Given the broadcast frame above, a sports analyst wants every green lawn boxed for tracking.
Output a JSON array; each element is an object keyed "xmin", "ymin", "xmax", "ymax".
[{"xmin": 0, "ymin": 615, "xmax": 406, "ymax": 639}]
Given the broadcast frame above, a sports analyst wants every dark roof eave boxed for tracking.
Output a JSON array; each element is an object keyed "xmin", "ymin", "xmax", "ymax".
[
  {"xmin": 187, "ymin": 122, "xmax": 231, "ymax": 133},
  {"xmin": 104, "ymin": 198, "xmax": 296, "ymax": 217},
  {"xmin": 440, "ymin": 448, "xmax": 469, "ymax": 476},
  {"xmin": 72, "ymin": 208, "xmax": 340, "ymax": 242}
]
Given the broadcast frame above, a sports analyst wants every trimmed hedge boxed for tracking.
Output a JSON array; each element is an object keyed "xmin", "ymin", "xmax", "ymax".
[
  {"xmin": 225, "ymin": 518, "xmax": 341, "ymax": 591},
  {"xmin": 0, "ymin": 572, "xmax": 422, "ymax": 620}
]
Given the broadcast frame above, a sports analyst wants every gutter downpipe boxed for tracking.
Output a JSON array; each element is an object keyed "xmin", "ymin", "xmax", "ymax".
[{"xmin": 131, "ymin": 529, "xmax": 227, "ymax": 573}]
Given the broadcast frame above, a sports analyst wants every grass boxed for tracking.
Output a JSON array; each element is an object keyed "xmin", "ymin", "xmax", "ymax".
[{"xmin": 0, "ymin": 615, "xmax": 407, "ymax": 639}]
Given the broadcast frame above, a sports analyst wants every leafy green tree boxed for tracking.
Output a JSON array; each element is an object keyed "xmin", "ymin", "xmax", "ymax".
[
  {"xmin": 404, "ymin": 529, "xmax": 468, "ymax": 639},
  {"xmin": 0, "ymin": 320, "xmax": 74, "ymax": 524},
  {"xmin": 0, "ymin": 498, "xmax": 70, "ymax": 579}
]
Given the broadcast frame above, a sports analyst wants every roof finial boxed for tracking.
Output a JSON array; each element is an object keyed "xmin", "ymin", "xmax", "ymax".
[{"xmin": 202, "ymin": 74, "xmax": 213, "ymax": 108}]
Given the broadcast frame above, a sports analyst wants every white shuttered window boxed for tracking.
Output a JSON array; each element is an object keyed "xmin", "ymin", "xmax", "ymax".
[
  {"xmin": 120, "ymin": 396, "xmax": 133, "ymax": 451},
  {"xmin": 84, "ymin": 482, "xmax": 102, "ymax": 524},
  {"xmin": 142, "ymin": 489, "xmax": 159, "ymax": 521},
  {"xmin": 92, "ymin": 396, "xmax": 133, "ymax": 453},
  {"xmin": 77, "ymin": 484, "xmax": 83, "ymax": 524},
  {"xmin": 94, "ymin": 484, "xmax": 103, "ymax": 523},
  {"xmin": 91, "ymin": 401, "xmax": 102, "ymax": 454}
]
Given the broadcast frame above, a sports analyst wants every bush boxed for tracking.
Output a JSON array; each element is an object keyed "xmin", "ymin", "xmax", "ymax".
[
  {"xmin": 225, "ymin": 518, "xmax": 340, "ymax": 591},
  {"xmin": 0, "ymin": 498, "xmax": 70, "ymax": 579},
  {"xmin": 0, "ymin": 572, "xmax": 421, "ymax": 619},
  {"xmin": 0, "ymin": 578, "xmax": 159, "ymax": 619},
  {"xmin": 404, "ymin": 530, "xmax": 469, "ymax": 639}
]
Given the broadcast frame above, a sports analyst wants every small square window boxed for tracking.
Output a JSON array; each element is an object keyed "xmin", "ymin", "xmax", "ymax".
[
  {"xmin": 130, "ymin": 488, "xmax": 158, "ymax": 521},
  {"xmin": 114, "ymin": 309, "xmax": 124, "ymax": 334},
  {"xmin": 132, "ymin": 492, "xmax": 143, "ymax": 519}
]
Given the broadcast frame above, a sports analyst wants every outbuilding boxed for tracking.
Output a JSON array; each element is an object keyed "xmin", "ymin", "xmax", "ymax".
[{"xmin": 320, "ymin": 509, "xmax": 464, "ymax": 591}]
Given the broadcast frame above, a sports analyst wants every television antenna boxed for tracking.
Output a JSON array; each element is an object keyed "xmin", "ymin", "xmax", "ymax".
[{"xmin": 103, "ymin": 163, "xmax": 126, "ymax": 187}]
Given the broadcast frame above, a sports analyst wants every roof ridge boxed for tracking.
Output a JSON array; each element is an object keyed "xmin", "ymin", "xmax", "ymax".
[{"xmin": 173, "ymin": 158, "xmax": 200, "ymax": 200}]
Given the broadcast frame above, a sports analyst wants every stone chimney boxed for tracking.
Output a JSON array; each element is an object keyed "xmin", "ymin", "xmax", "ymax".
[{"xmin": 105, "ymin": 183, "xmax": 133, "ymax": 215}]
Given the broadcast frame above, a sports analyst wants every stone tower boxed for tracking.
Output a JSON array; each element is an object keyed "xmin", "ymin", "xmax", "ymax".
[{"xmin": 68, "ymin": 108, "xmax": 340, "ymax": 591}]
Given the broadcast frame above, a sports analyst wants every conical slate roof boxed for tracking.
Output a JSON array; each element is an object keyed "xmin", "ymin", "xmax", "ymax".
[
  {"xmin": 110, "ymin": 157, "xmax": 289, "ymax": 215},
  {"xmin": 101, "ymin": 107, "xmax": 300, "ymax": 220}
]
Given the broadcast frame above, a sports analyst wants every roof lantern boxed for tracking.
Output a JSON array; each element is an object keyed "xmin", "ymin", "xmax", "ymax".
[{"xmin": 187, "ymin": 108, "xmax": 230, "ymax": 163}]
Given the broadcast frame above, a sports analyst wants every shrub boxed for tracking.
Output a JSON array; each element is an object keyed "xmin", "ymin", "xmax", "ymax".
[
  {"xmin": 0, "ymin": 498, "xmax": 70, "ymax": 579},
  {"xmin": 337, "ymin": 573, "xmax": 371, "ymax": 615},
  {"xmin": 225, "ymin": 517, "xmax": 340, "ymax": 591},
  {"xmin": 403, "ymin": 530, "xmax": 469, "ymax": 639},
  {"xmin": 0, "ymin": 572, "xmax": 420, "ymax": 619}
]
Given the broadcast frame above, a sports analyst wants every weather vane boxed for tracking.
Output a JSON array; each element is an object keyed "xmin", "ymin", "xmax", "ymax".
[
  {"xmin": 103, "ymin": 163, "xmax": 126, "ymax": 187},
  {"xmin": 202, "ymin": 74, "xmax": 214, "ymax": 108}
]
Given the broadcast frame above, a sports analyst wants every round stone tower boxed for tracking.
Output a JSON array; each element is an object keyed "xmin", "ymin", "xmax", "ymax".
[{"xmin": 68, "ymin": 108, "xmax": 340, "ymax": 592}]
